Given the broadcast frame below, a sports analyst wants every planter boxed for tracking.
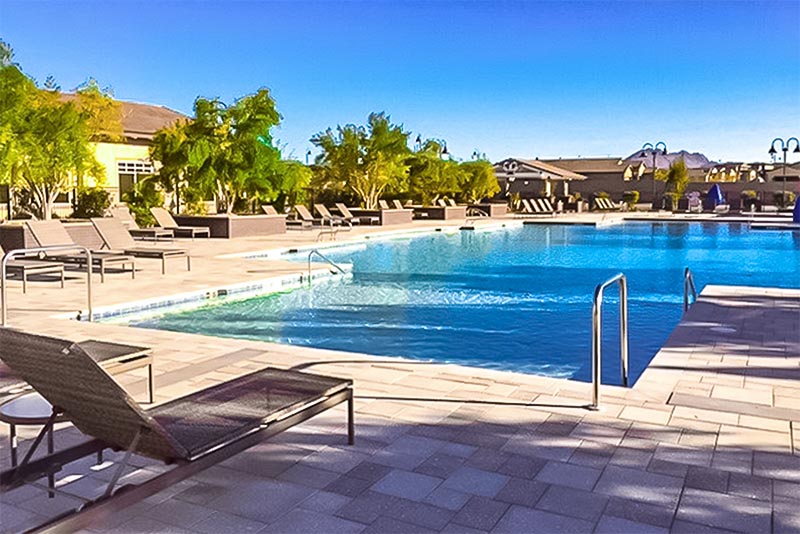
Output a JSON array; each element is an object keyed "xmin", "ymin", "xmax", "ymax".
[
  {"xmin": 468, "ymin": 203, "xmax": 507, "ymax": 217},
  {"xmin": 412, "ymin": 206, "xmax": 468, "ymax": 220},
  {"xmin": 172, "ymin": 214, "xmax": 286, "ymax": 238},
  {"xmin": 347, "ymin": 208, "xmax": 413, "ymax": 226}
]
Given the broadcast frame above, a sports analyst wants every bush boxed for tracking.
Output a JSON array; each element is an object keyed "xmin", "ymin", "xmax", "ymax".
[
  {"xmin": 122, "ymin": 181, "xmax": 163, "ymax": 227},
  {"xmin": 596, "ymin": 191, "xmax": 610, "ymax": 199},
  {"xmin": 622, "ymin": 190, "xmax": 640, "ymax": 209},
  {"xmin": 72, "ymin": 187, "xmax": 111, "ymax": 219},
  {"xmin": 773, "ymin": 191, "xmax": 796, "ymax": 208},
  {"xmin": 740, "ymin": 190, "xmax": 757, "ymax": 199}
]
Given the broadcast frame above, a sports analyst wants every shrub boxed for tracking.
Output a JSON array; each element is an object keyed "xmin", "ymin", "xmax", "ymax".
[
  {"xmin": 622, "ymin": 190, "xmax": 640, "ymax": 209},
  {"xmin": 740, "ymin": 190, "xmax": 757, "ymax": 199},
  {"xmin": 774, "ymin": 191, "xmax": 796, "ymax": 208},
  {"xmin": 122, "ymin": 181, "xmax": 163, "ymax": 227},
  {"xmin": 596, "ymin": 191, "xmax": 610, "ymax": 199},
  {"xmin": 72, "ymin": 187, "xmax": 111, "ymax": 219}
]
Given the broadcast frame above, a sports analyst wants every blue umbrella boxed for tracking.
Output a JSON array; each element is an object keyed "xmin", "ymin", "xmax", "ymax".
[
  {"xmin": 793, "ymin": 197, "xmax": 800, "ymax": 223},
  {"xmin": 707, "ymin": 184, "xmax": 725, "ymax": 206}
]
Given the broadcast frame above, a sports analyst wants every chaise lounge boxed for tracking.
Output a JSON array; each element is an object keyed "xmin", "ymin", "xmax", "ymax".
[
  {"xmin": 150, "ymin": 207, "xmax": 211, "ymax": 239},
  {"xmin": 91, "ymin": 218, "xmax": 191, "ymax": 274},
  {"xmin": 0, "ymin": 243, "xmax": 65, "ymax": 293},
  {"xmin": 0, "ymin": 328, "xmax": 354, "ymax": 533}
]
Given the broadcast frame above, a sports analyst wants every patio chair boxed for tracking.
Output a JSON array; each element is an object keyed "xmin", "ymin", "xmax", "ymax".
[
  {"xmin": 0, "ymin": 243, "xmax": 65, "ymax": 293},
  {"xmin": 446, "ymin": 198, "xmax": 458, "ymax": 207},
  {"xmin": 0, "ymin": 327, "xmax": 353, "ymax": 533},
  {"xmin": 378, "ymin": 199, "xmax": 391, "ymax": 210},
  {"xmin": 315, "ymin": 204, "xmax": 351, "ymax": 229},
  {"xmin": 91, "ymin": 218, "xmax": 191, "ymax": 274},
  {"xmin": 261, "ymin": 204, "xmax": 280, "ymax": 216},
  {"xmin": 335, "ymin": 203, "xmax": 378, "ymax": 225},
  {"xmin": 109, "ymin": 206, "xmax": 174, "ymax": 241},
  {"xmin": 26, "ymin": 220, "xmax": 135, "ymax": 283},
  {"xmin": 288, "ymin": 205, "xmax": 322, "ymax": 229},
  {"xmin": 392, "ymin": 199, "xmax": 405, "ymax": 210},
  {"xmin": 436, "ymin": 198, "xmax": 448, "ymax": 208},
  {"xmin": 149, "ymin": 207, "xmax": 211, "ymax": 239}
]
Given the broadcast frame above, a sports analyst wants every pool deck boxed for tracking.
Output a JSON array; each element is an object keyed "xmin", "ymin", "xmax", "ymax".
[{"xmin": 1, "ymin": 213, "xmax": 799, "ymax": 533}]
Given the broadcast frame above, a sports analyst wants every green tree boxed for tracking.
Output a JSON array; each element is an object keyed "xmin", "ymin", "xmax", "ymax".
[
  {"xmin": 457, "ymin": 159, "xmax": 499, "ymax": 203},
  {"xmin": 658, "ymin": 158, "xmax": 689, "ymax": 196},
  {"xmin": 311, "ymin": 112, "xmax": 410, "ymax": 209},
  {"xmin": 407, "ymin": 139, "xmax": 460, "ymax": 205},
  {"xmin": 149, "ymin": 119, "xmax": 191, "ymax": 211}
]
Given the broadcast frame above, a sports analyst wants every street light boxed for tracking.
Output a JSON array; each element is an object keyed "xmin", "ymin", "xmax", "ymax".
[
  {"xmin": 640, "ymin": 141, "xmax": 667, "ymax": 206},
  {"xmin": 305, "ymin": 149, "xmax": 312, "ymax": 165},
  {"xmin": 768, "ymin": 137, "xmax": 800, "ymax": 205}
]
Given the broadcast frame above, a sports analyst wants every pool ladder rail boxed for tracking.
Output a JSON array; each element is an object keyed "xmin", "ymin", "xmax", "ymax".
[
  {"xmin": 306, "ymin": 249, "xmax": 347, "ymax": 285},
  {"xmin": 590, "ymin": 273, "xmax": 629, "ymax": 410},
  {"xmin": 684, "ymin": 267, "xmax": 698, "ymax": 313}
]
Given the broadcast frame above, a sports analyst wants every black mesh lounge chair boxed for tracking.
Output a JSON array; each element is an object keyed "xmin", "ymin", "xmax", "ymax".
[
  {"xmin": 335, "ymin": 203, "xmax": 379, "ymax": 225},
  {"xmin": 150, "ymin": 207, "xmax": 211, "ymax": 239},
  {"xmin": 0, "ymin": 328, "xmax": 354, "ymax": 533},
  {"xmin": 91, "ymin": 218, "xmax": 190, "ymax": 275},
  {"xmin": 0, "ymin": 243, "xmax": 64, "ymax": 293},
  {"xmin": 26, "ymin": 220, "xmax": 135, "ymax": 283},
  {"xmin": 109, "ymin": 206, "xmax": 174, "ymax": 241},
  {"xmin": 315, "ymin": 204, "xmax": 351, "ymax": 230}
]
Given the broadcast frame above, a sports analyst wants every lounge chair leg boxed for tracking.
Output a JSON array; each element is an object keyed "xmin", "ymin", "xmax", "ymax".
[
  {"xmin": 22, "ymin": 273, "xmax": 27, "ymax": 294},
  {"xmin": 161, "ymin": 257, "xmax": 166, "ymax": 275},
  {"xmin": 187, "ymin": 256, "xmax": 191, "ymax": 271},
  {"xmin": 9, "ymin": 424, "xmax": 17, "ymax": 466},
  {"xmin": 103, "ymin": 429, "xmax": 141, "ymax": 498},
  {"xmin": 147, "ymin": 364, "xmax": 155, "ymax": 404},
  {"xmin": 347, "ymin": 387, "xmax": 355, "ymax": 446},
  {"xmin": 131, "ymin": 262, "xmax": 136, "ymax": 280},
  {"xmin": 60, "ymin": 269, "xmax": 65, "ymax": 288},
  {"xmin": 100, "ymin": 262, "xmax": 105, "ymax": 284},
  {"xmin": 47, "ymin": 425, "xmax": 55, "ymax": 498}
]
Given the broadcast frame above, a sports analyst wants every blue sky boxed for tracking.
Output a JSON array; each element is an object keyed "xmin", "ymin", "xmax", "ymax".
[{"xmin": 2, "ymin": 0, "xmax": 799, "ymax": 163}]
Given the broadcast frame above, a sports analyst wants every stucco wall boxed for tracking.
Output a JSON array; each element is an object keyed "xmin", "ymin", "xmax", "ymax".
[{"xmin": 91, "ymin": 142, "xmax": 152, "ymax": 201}]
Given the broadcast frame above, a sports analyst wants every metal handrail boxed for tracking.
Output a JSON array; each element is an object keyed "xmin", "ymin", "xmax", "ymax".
[
  {"xmin": 590, "ymin": 273, "xmax": 629, "ymax": 410},
  {"xmin": 2, "ymin": 245, "xmax": 93, "ymax": 326},
  {"xmin": 683, "ymin": 267, "xmax": 698, "ymax": 313},
  {"xmin": 307, "ymin": 249, "xmax": 346, "ymax": 284}
]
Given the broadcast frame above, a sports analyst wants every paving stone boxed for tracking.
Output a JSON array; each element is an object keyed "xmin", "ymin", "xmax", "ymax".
[
  {"xmin": 299, "ymin": 490, "xmax": 352, "ymax": 514},
  {"xmin": 145, "ymin": 499, "xmax": 215, "ymax": 528},
  {"xmin": 442, "ymin": 466, "xmax": 510, "ymax": 498},
  {"xmin": 424, "ymin": 487, "xmax": 471, "ymax": 511},
  {"xmin": 384, "ymin": 498, "xmax": 455, "ymax": 530},
  {"xmin": 205, "ymin": 479, "xmax": 314, "ymax": 524},
  {"xmin": 494, "ymin": 477, "xmax": 549, "ymax": 508},
  {"xmin": 346, "ymin": 462, "xmax": 394, "ymax": 483},
  {"xmin": 491, "ymin": 504, "xmax": 595, "ymax": 533},
  {"xmin": 325, "ymin": 476, "xmax": 374, "ymax": 498},
  {"xmin": 753, "ymin": 451, "xmax": 800, "ymax": 483},
  {"xmin": 362, "ymin": 516, "xmax": 436, "ymax": 534},
  {"xmin": 496, "ymin": 454, "xmax": 547, "ymax": 480},
  {"xmin": 774, "ymin": 480, "xmax": 800, "ymax": 501},
  {"xmin": 439, "ymin": 442, "xmax": 478, "ymax": 458},
  {"xmin": 537, "ymin": 415, "xmax": 582, "ymax": 436},
  {"xmin": 190, "ymin": 511, "xmax": 267, "ymax": 534},
  {"xmin": 675, "ymin": 488, "xmax": 772, "ymax": 533},
  {"xmin": 440, "ymin": 523, "xmax": 488, "ymax": 534},
  {"xmin": 465, "ymin": 448, "xmax": 510, "ymax": 471},
  {"xmin": 594, "ymin": 465, "xmax": 683, "ymax": 508},
  {"xmin": 335, "ymin": 491, "xmax": 400, "ymax": 524},
  {"xmin": 535, "ymin": 485, "xmax": 608, "ymax": 522},
  {"xmin": 727, "ymin": 472, "xmax": 772, "ymax": 501},
  {"xmin": 773, "ymin": 497, "xmax": 800, "ymax": 533},
  {"xmin": 415, "ymin": 453, "xmax": 466, "ymax": 478},
  {"xmin": 671, "ymin": 519, "xmax": 741, "ymax": 533},
  {"xmin": 594, "ymin": 514, "xmax": 668, "ymax": 533},
  {"xmin": 267, "ymin": 508, "xmax": 365, "ymax": 533},
  {"xmin": 604, "ymin": 496, "xmax": 676, "ymax": 528},
  {"xmin": 277, "ymin": 463, "xmax": 342, "ymax": 489},
  {"xmin": 685, "ymin": 465, "xmax": 730, "ymax": 493},
  {"xmin": 609, "ymin": 446, "xmax": 654, "ymax": 469},
  {"xmin": 451, "ymin": 496, "xmax": 509, "ymax": 531},
  {"xmin": 371, "ymin": 469, "xmax": 442, "ymax": 501},
  {"xmin": 534, "ymin": 461, "xmax": 601, "ymax": 491},
  {"xmin": 647, "ymin": 458, "xmax": 689, "ymax": 478}
]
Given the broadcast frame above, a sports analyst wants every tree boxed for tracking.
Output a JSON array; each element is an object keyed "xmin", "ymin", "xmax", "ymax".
[
  {"xmin": 407, "ymin": 139, "xmax": 460, "ymax": 205},
  {"xmin": 0, "ymin": 44, "xmax": 121, "ymax": 218},
  {"xmin": 457, "ymin": 159, "xmax": 499, "ymax": 203},
  {"xmin": 658, "ymin": 158, "xmax": 689, "ymax": 196},
  {"xmin": 311, "ymin": 112, "xmax": 410, "ymax": 209}
]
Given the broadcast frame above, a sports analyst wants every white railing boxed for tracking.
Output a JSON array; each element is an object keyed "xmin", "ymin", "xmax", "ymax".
[{"xmin": 590, "ymin": 273, "xmax": 629, "ymax": 410}]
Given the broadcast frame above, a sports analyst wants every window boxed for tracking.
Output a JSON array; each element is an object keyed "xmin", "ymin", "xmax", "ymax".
[{"xmin": 118, "ymin": 161, "xmax": 154, "ymax": 198}]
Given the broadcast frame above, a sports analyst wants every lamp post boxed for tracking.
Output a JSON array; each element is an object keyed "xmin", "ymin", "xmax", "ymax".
[
  {"xmin": 641, "ymin": 142, "xmax": 667, "ymax": 206},
  {"xmin": 305, "ymin": 150, "xmax": 312, "ymax": 165},
  {"xmin": 768, "ymin": 137, "xmax": 800, "ymax": 205}
]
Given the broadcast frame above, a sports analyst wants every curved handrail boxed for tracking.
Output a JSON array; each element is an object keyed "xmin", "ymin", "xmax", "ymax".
[
  {"xmin": 2, "ymin": 245, "xmax": 93, "ymax": 325},
  {"xmin": 307, "ymin": 249, "xmax": 346, "ymax": 285},
  {"xmin": 684, "ymin": 267, "xmax": 698, "ymax": 313},
  {"xmin": 590, "ymin": 273, "xmax": 629, "ymax": 410}
]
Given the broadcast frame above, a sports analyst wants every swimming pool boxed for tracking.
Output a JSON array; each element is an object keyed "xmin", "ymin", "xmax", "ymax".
[{"xmin": 127, "ymin": 223, "xmax": 800, "ymax": 385}]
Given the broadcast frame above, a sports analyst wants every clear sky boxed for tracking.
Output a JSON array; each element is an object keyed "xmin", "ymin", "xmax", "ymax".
[{"xmin": 2, "ymin": 0, "xmax": 799, "ymax": 163}]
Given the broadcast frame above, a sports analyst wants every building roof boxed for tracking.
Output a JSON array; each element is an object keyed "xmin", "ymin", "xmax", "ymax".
[
  {"xmin": 623, "ymin": 149, "xmax": 712, "ymax": 170},
  {"xmin": 493, "ymin": 158, "xmax": 586, "ymax": 181},
  {"xmin": 61, "ymin": 93, "xmax": 187, "ymax": 142},
  {"xmin": 540, "ymin": 157, "xmax": 635, "ymax": 173}
]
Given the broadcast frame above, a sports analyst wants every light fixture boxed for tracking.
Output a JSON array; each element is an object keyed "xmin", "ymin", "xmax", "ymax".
[{"xmin": 768, "ymin": 145, "xmax": 777, "ymax": 155}]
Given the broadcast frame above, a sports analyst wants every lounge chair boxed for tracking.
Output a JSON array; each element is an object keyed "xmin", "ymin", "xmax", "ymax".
[
  {"xmin": 26, "ymin": 220, "xmax": 135, "ymax": 283},
  {"xmin": 446, "ymin": 198, "xmax": 458, "ymax": 207},
  {"xmin": 109, "ymin": 206, "xmax": 174, "ymax": 241},
  {"xmin": 149, "ymin": 207, "xmax": 211, "ymax": 239},
  {"xmin": 392, "ymin": 200, "xmax": 405, "ymax": 210},
  {"xmin": 315, "ymin": 204, "xmax": 351, "ymax": 229},
  {"xmin": 0, "ymin": 328, "xmax": 353, "ymax": 533},
  {"xmin": 289, "ymin": 205, "xmax": 322, "ymax": 229},
  {"xmin": 436, "ymin": 198, "xmax": 448, "ymax": 208},
  {"xmin": 335, "ymin": 202, "xmax": 378, "ymax": 225},
  {"xmin": 0, "ymin": 244, "xmax": 65, "ymax": 293},
  {"xmin": 378, "ymin": 199, "xmax": 391, "ymax": 210},
  {"xmin": 91, "ymin": 218, "xmax": 191, "ymax": 274},
  {"xmin": 261, "ymin": 204, "xmax": 280, "ymax": 216}
]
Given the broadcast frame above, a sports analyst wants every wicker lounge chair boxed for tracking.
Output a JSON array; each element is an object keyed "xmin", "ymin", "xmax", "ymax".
[
  {"xmin": 26, "ymin": 220, "xmax": 135, "ymax": 283},
  {"xmin": 91, "ymin": 218, "xmax": 191, "ymax": 274},
  {"xmin": 0, "ymin": 327, "xmax": 354, "ymax": 533},
  {"xmin": 0, "ymin": 244, "xmax": 65, "ymax": 293},
  {"xmin": 150, "ymin": 207, "xmax": 211, "ymax": 239},
  {"xmin": 109, "ymin": 206, "xmax": 174, "ymax": 241}
]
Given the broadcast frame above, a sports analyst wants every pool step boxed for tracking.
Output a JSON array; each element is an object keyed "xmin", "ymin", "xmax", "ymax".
[{"xmin": 668, "ymin": 392, "xmax": 800, "ymax": 422}]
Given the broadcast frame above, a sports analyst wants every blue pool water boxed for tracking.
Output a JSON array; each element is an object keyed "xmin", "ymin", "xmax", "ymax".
[{"xmin": 129, "ymin": 223, "xmax": 800, "ymax": 384}]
